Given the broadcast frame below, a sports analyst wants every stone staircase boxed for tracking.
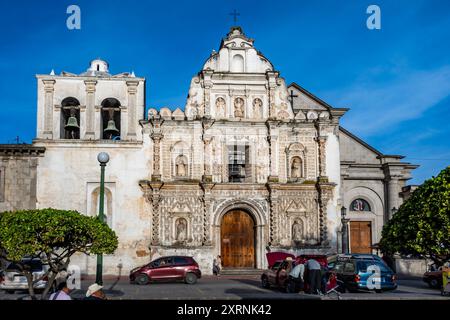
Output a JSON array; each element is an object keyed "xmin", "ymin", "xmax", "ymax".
[{"xmin": 220, "ymin": 268, "xmax": 264, "ymax": 276}]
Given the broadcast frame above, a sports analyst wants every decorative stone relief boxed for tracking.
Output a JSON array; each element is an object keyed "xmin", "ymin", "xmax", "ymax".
[
  {"xmin": 252, "ymin": 98, "xmax": 263, "ymax": 119},
  {"xmin": 234, "ymin": 97, "xmax": 245, "ymax": 118},
  {"xmin": 215, "ymin": 97, "xmax": 226, "ymax": 118}
]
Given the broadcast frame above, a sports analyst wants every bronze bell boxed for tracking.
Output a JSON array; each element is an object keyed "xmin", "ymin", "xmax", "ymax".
[
  {"xmin": 65, "ymin": 115, "xmax": 80, "ymax": 130},
  {"xmin": 104, "ymin": 119, "xmax": 120, "ymax": 135}
]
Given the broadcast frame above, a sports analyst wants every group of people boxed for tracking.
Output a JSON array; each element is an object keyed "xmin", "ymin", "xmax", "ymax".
[
  {"xmin": 49, "ymin": 282, "xmax": 107, "ymax": 300},
  {"xmin": 286, "ymin": 257, "xmax": 330, "ymax": 295}
]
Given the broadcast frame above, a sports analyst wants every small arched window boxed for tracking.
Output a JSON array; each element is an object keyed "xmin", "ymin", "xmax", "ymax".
[
  {"xmin": 350, "ymin": 199, "xmax": 371, "ymax": 212},
  {"xmin": 101, "ymin": 98, "xmax": 121, "ymax": 140},
  {"xmin": 61, "ymin": 97, "xmax": 80, "ymax": 139}
]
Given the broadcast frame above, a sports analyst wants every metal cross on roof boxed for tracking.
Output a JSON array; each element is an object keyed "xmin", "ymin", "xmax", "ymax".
[
  {"xmin": 229, "ymin": 9, "xmax": 240, "ymax": 25},
  {"xmin": 288, "ymin": 90, "xmax": 299, "ymax": 109}
]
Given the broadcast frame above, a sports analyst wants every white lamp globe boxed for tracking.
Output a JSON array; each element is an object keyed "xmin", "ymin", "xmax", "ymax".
[{"xmin": 97, "ymin": 152, "xmax": 110, "ymax": 164}]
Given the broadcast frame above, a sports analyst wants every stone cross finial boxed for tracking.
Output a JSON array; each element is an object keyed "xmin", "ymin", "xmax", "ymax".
[{"xmin": 229, "ymin": 9, "xmax": 240, "ymax": 25}]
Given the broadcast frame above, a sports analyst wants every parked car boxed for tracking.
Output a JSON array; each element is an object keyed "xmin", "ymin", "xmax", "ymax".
[
  {"xmin": 332, "ymin": 255, "xmax": 397, "ymax": 292},
  {"xmin": 328, "ymin": 254, "xmax": 384, "ymax": 271},
  {"xmin": 129, "ymin": 256, "xmax": 201, "ymax": 285},
  {"xmin": 0, "ymin": 258, "xmax": 48, "ymax": 293},
  {"xmin": 261, "ymin": 259, "xmax": 291, "ymax": 291},
  {"xmin": 423, "ymin": 268, "xmax": 443, "ymax": 289}
]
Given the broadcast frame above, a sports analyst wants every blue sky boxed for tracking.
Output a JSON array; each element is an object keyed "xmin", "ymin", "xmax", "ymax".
[{"xmin": 0, "ymin": 0, "xmax": 449, "ymax": 184}]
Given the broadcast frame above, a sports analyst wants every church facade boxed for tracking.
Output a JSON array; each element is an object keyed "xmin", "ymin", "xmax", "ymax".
[{"xmin": 2, "ymin": 27, "xmax": 418, "ymax": 275}]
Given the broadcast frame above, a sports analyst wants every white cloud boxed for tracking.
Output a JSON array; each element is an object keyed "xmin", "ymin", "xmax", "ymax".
[{"xmin": 324, "ymin": 66, "xmax": 450, "ymax": 135}]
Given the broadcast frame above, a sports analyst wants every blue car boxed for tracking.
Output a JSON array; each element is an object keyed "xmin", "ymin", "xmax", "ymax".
[{"xmin": 332, "ymin": 255, "xmax": 397, "ymax": 293}]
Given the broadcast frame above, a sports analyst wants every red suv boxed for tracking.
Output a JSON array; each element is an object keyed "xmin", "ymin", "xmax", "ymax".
[{"xmin": 130, "ymin": 256, "xmax": 201, "ymax": 285}]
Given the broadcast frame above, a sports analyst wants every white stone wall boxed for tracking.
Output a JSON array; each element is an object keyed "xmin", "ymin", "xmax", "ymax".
[{"xmin": 34, "ymin": 140, "xmax": 153, "ymax": 274}]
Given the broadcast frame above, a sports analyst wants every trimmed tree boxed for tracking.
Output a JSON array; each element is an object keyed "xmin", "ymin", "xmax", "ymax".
[
  {"xmin": 380, "ymin": 166, "xmax": 450, "ymax": 266},
  {"xmin": 0, "ymin": 208, "xmax": 118, "ymax": 300}
]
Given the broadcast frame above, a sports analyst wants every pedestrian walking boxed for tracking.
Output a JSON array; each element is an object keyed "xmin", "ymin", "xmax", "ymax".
[
  {"xmin": 306, "ymin": 258, "xmax": 322, "ymax": 294},
  {"xmin": 48, "ymin": 281, "xmax": 72, "ymax": 300},
  {"xmin": 213, "ymin": 255, "xmax": 222, "ymax": 276}
]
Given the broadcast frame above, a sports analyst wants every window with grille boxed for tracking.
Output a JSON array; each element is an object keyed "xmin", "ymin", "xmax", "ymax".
[{"xmin": 228, "ymin": 145, "xmax": 250, "ymax": 182}]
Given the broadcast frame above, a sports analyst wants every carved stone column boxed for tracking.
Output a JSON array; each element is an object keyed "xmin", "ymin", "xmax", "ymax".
[
  {"xmin": 267, "ymin": 184, "xmax": 280, "ymax": 246},
  {"xmin": 204, "ymin": 138, "xmax": 212, "ymax": 178},
  {"xmin": 203, "ymin": 70, "xmax": 213, "ymax": 117},
  {"xmin": 84, "ymin": 80, "xmax": 97, "ymax": 139},
  {"xmin": 202, "ymin": 118, "xmax": 214, "ymax": 181},
  {"xmin": 150, "ymin": 117, "xmax": 164, "ymax": 181},
  {"xmin": 317, "ymin": 183, "xmax": 333, "ymax": 246},
  {"xmin": 200, "ymin": 181, "xmax": 214, "ymax": 246},
  {"xmin": 126, "ymin": 81, "xmax": 139, "ymax": 139},
  {"xmin": 267, "ymin": 133, "xmax": 279, "ymax": 182},
  {"xmin": 140, "ymin": 181, "xmax": 164, "ymax": 246},
  {"xmin": 42, "ymin": 80, "xmax": 56, "ymax": 139},
  {"xmin": 317, "ymin": 136, "xmax": 328, "ymax": 178}
]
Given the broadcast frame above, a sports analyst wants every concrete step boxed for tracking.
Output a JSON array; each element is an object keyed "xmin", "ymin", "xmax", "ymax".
[{"xmin": 220, "ymin": 268, "xmax": 264, "ymax": 276}]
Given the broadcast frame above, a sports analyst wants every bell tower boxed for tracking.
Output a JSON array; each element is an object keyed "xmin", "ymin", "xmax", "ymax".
[{"xmin": 35, "ymin": 59, "xmax": 145, "ymax": 142}]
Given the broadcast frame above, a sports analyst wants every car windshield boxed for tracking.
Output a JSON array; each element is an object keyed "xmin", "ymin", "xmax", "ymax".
[
  {"xmin": 6, "ymin": 260, "xmax": 43, "ymax": 272},
  {"xmin": 357, "ymin": 260, "xmax": 391, "ymax": 273},
  {"xmin": 271, "ymin": 262, "xmax": 281, "ymax": 270}
]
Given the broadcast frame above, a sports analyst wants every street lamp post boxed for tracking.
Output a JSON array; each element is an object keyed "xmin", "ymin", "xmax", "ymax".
[
  {"xmin": 96, "ymin": 152, "xmax": 110, "ymax": 285},
  {"xmin": 341, "ymin": 206, "xmax": 350, "ymax": 254}
]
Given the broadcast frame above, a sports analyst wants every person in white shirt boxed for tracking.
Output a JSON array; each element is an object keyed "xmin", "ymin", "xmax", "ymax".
[
  {"xmin": 288, "ymin": 262, "xmax": 305, "ymax": 292},
  {"xmin": 49, "ymin": 282, "xmax": 72, "ymax": 300}
]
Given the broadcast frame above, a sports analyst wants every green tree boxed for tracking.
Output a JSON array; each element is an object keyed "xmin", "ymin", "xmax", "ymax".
[
  {"xmin": 0, "ymin": 208, "xmax": 118, "ymax": 300},
  {"xmin": 380, "ymin": 166, "xmax": 450, "ymax": 266}
]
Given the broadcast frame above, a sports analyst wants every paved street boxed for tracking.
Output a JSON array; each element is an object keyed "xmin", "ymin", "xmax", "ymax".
[{"xmin": 0, "ymin": 276, "xmax": 448, "ymax": 300}]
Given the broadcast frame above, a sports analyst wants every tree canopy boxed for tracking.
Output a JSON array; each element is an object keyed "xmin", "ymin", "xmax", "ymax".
[
  {"xmin": 380, "ymin": 166, "xmax": 450, "ymax": 265},
  {"xmin": 0, "ymin": 208, "xmax": 118, "ymax": 299}
]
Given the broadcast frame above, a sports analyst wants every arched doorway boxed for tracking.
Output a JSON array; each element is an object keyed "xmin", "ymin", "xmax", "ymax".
[{"xmin": 220, "ymin": 209, "xmax": 255, "ymax": 268}]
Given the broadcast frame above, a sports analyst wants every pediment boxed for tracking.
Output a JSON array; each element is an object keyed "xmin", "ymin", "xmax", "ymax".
[
  {"xmin": 170, "ymin": 201, "xmax": 192, "ymax": 213},
  {"xmin": 286, "ymin": 200, "xmax": 307, "ymax": 213}
]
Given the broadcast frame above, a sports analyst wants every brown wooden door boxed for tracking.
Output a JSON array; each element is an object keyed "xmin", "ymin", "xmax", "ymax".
[
  {"xmin": 350, "ymin": 221, "xmax": 372, "ymax": 254},
  {"xmin": 221, "ymin": 210, "xmax": 255, "ymax": 268}
]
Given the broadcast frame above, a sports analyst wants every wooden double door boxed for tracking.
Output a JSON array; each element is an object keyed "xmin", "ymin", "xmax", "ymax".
[
  {"xmin": 221, "ymin": 210, "xmax": 255, "ymax": 268},
  {"xmin": 350, "ymin": 221, "xmax": 372, "ymax": 254}
]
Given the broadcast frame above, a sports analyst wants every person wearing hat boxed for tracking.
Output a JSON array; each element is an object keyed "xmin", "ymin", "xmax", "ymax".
[{"xmin": 83, "ymin": 283, "xmax": 107, "ymax": 300}]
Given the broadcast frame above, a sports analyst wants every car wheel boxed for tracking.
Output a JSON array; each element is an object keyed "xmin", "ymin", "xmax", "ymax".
[
  {"xmin": 286, "ymin": 281, "xmax": 296, "ymax": 293},
  {"xmin": 430, "ymin": 279, "xmax": 439, "ymax": 289},
  {"xmin": 185, "ymin": 273, "xmax": 197, "ymax": 285},
  {"xmin": 135, "ymin": 274, "xmax": 150, "ymax": 285},
  {"xmin": 261, "ymin": 276, "xmax": 270, "ymax": 289}
]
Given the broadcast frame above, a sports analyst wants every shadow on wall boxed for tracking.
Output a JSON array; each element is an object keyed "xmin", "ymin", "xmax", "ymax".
[{"xmin": 395, "ymin": 257, "xmax": 430, "ymax": 278}]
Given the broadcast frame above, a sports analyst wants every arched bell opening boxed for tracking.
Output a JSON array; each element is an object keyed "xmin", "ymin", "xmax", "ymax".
[
  {"xmin": 101, "ymin": 98, "xmax": 121, "ymax": 140},
  {"xmin": 61, "ymin": 97, "xmax": 81, "ymax": 139}
]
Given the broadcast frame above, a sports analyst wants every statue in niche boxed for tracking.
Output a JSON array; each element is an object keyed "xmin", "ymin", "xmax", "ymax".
[
  {"xmin": 216, "ymin": 97, "xmax": 226, "ymax": 117},
  {"xmin": 291, "ymin": 157, "xmax": 302, "ymax": 178},
  {"xmin": 292, "ymin": 220, "xmax": 303, "ymax": 241},
  {"xmin": 234, "ymin": 97, "xmax": 245, "ymax": 118},
  {"xmin": 176, "ymin": 218, "xmax": 187, "ymax": 241},
  {"xmin": 252, "ymin": 98, "xmax": 263, "ymax": 118},
  {"xmin": 176, "ymin": 155, "xmax": 187, "ymax": 177}
]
